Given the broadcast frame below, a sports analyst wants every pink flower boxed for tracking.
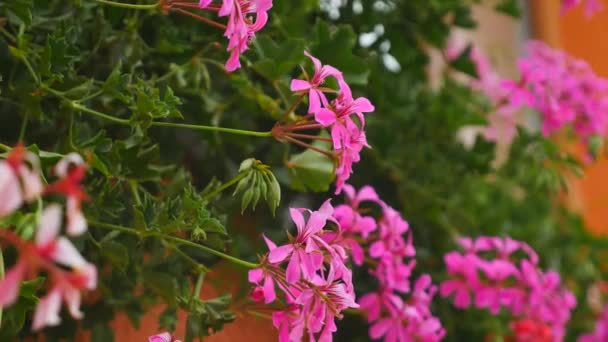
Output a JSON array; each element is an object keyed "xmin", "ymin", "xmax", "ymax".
[
  {"xmin": 0, "ymin": 145, "xmax": 43, "ymax": 217},
  {"xmin": 217, "ymin": 0, "xmax": 273, "ymax": 71},
  {"xmin": 439, "ymin": 252, "xmax": 479, "ymax": 308},
  {"xmin": 579, "ymin": 304, "xmax": 608, "ymax": 342},
  {"xmin": 0, "ymin": 204, "xmax": 97, "ymax": 330},
  {"xmin": 294, "ymin": 268, "xmax": 359, "ymax": 341},
  {"xmin": 45, "ymin": 153, "xmax": 89, "ymax": 236},
  {"xmin": 268, "ymin": 201, "xmax": 335, "ymax": 283},
  {"xmin": 291, "ymin": 51, "xmax": 343, "ymax": 114},
  {"xmin": 441, "ymin": 236, "xmax": 576, "ymax": 340},
  {"xmin": 148, "ymin": 332, "xmax": 182, "ymax": 342}
]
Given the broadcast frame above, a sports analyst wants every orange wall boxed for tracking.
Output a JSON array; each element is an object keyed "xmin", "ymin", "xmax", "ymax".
[{"xmin": 558, "ymin": 2, "xmax": 608, "ymax": 235}]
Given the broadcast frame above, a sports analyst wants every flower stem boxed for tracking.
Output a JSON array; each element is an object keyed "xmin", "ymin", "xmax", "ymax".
[
  {"xmin": 41, "ymin": 85, "xmax": 273, "ymax": 138},
  {"xmin": 203, "ymin": 172, "xmax": 248, "ymax": 201},
  {"xmin": 90, "ymin": 220, "xmax": 259, "ymax": 269},
  {"xmin": 191, "ymin": 271, "xmax": 205, "ymax": 303},
  {"xmin": 151, "ymin": 121, "xmax": 273, "ymax": 138},
  {"xmin": 92, "ymin": 0, "xmax": 160, "ymax": 10},
  {"xmin": 0, "ymin": 143, "xmax": 10, "ymax": 152}
]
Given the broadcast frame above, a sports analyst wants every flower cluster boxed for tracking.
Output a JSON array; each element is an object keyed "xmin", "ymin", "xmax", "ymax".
[
  {"xmin": 562, "ymin": 0, "xmax": 604, "ymax": 17},
  {"xmin": 504, "ymin": 41, "xmax": 608, "ymax": 143},
  {"xmin": 248, "ymin": 185, "xmax": 443, "ymax": 341},
  {"xmin": 336, "ymin": 185, "xmax": 445, "ymax": 341},
  {"xmin": 197, "ymin": 0, "xmax": 273, "ymax": 71},
  {"xmin": 440, "ymin": 236, "xmax": 576, "ymax": 341},
  {"xmin": 578, "ymin": 304, "xmax": 608, "ymax": 342},
  {"xmin": 274, "ymin": 52, "xmax": 375, "ymax": 194},
  {"xmin": 0, "ymin": 146, "xmax": 96, "ymax": 331},
  {"xmin": 161, "ymin": 0, "xmax": 273, "ymax": 72},
  {"xmin": 248, "ymin": 200, "xmax": 358, "ymax": 341},
  {"xmin": 451, "ymin": 39, "xmax": 608, "ymax": 159}
]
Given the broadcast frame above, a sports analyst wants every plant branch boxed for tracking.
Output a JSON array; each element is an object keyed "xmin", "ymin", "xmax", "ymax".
[
  {"xmin": 92, "ymin": 0, "xmax": 160, "ymax": 10},
  {"xmin": 90, "ymin": 220, "xmax": 259, "ymax": 269},
  {"xmin": 151, "ymin": 121, "xmax": 273, "ymax": 138},
  {"xmin": 203, "ymin": 172, "xmax": 248, "ymax": 201}
]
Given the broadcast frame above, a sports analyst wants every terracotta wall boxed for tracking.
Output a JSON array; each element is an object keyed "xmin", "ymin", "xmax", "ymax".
[{"xmin": 530, "ymin": 0, "xmax": 608, "ymax": 235}]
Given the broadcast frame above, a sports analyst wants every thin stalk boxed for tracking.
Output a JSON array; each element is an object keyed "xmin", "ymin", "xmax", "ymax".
[
  {"xmin": 284, "ymin": 133, "xmax": 332, "ymax": 142},
  {"xmin": 92, "ymin": 0, "xmax": 160, "ymax": 10},
  {"xmin": 0, "ymin": 143, "xmax": 11, "ymax": 152},
  {"xmin": 72, "ymin": 103, "xmax": 130, "ymax": 125},
  {"xmin": 171, "ymin": 8, "xmax": 227, "ymax": 29},
  {"xmin": 18, "ymin": 113, "xmax": 29, "ymax": 141},
  {"xmin": 21, "ymin": 57, "xmax": 40, "ymax": 85},
  {"xmin": 151, "ymin": 121, "xmax": 272, "ymax": 138},
  {"xmin": 203, "ymin": 172, "xmax": 247, "ymax": 201},
  {"xmin": 281, "ymin": 123, "xmax": 323, "ymax": 132},
  {"xmin": 278, "ymin": 94, "xmax": 306, "ymax": 122},
  {"xmin": 90, "ymin": 220, "xmax": 259, "ymax": 269},
  {"xmin": 283, "ymin": 136, "xmax": 335, "ymax": 158},
  {"xmin": 191, "ymin": 271, "xmax": 205, "ymax": 303},
  {"xmin": 128, "ymin": 180, "xmax": 142, "ymax": 206}
]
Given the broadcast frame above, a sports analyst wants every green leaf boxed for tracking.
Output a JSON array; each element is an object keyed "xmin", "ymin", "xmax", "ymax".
[
  {"xmin": 288, "ymin": 143, "xmax": 335, "ymax": 192},
  {"xmin": 4, "ymin": 0, "xmax": 33, "ymax": 26},
  {"xmin": 91, "ymin": 323, "xmax": 115, "ymax": 342},
  {"xmin": 450, "ymin": 44, "xmax": 478, "ymax": 78},
  {"xmin": 142, "ymin": 270, "xmax": 177, "ymax": 305},
  {"xmin": 311, "ymin": 21, "xmax": 370, "ymax": 85},
  {"xmin": 495, "ymin": 0, "xmax": 522, "ymax": 17},
  {"xmin": 99, "ymin": 240, "xmax": 129, "ymax": 270},
  {"xmin": 252, "ymin": 37, "xmax": 306, "ymax": 80}
]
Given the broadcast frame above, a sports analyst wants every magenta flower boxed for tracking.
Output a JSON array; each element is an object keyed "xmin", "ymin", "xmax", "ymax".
[
  {"xmin": 148, "ymin": 332, "xmax": 182, "ymax": 342},
  {"xmin": 268, "ymin": 201, "xmax": 335, "ymax": 283},
  {"xmin": 579, "ymin": 304, "xmax": 608, "ymax": 342},
  {"xmin": 441, "ymin": 236, "xmax": 576, "ymax": 340},
  {"xmin": 291, "ymin": 51, "xmax": 344, "ymax": 114},
  {"xmin": 217, "ymin": 0, "xmax": 273, "ymax": 71}
]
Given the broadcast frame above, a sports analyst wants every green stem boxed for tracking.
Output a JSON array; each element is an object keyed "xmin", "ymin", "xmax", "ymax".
[
  {"xmin": 203, "ymin": 172, "xmax": 248, "ymax": 201},
  {"xmin": 19, "ymin": 113, "xmax": 29, "ymax": 141},
  {"xmin": 0, "ymin": 143, "xmax": 10, "ymax": 152},
  {"xmin": 90, "ymin": 220, "xmax": 259, "ymax": 269},
  {"xmin": 72, "ymin": 103, "xmax": 131, "ymax": 125},
  {"xmin": 150, "ymin": 121, "xmax": 272, "ymax": 138},
  {"xmin": 191, "ymin": 271, "xmax": 205, "ymax": 303},
  {"xmin": 128, "ymin": 180, "xmax": 142, "ymax": 206},
  {"xmin": 92, "ymin": 0, "xmax": 160, "ymax": 10}
]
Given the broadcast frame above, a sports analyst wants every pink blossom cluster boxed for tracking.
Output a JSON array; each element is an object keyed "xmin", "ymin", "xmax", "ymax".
[
  {"xmin": 248, "ymin": 199, "xmax": 359, "ymax": 341},
  {"xmin": 578, "ymin": 304, "xmax": 608, "ymax": 342},
  {"xmin": 562, "ymin": 0, "xmax": 604, "ymax": 17},
  {"xmin": 440, "ymin": 236, "xmax": 576, "ymax": 341},
  {"xmin": 504, "ymin": 41, "xmax": 608, "ymax": 142},
  {"xmin": 248, "ymin": 185, "xmax": 443, "ymax": 341},
  {"xmin": 335, "ymin": 185, "xmax": 445, "ymax": 341},
  {"xmin": 288, "ymin": 52, "xmax": 375, "ymax": 194},
  {"xmin": 0, "ymin": 146, "xmax": 96, "ymax": 331},
  {"xmin": 449, "ymin": 39, "xmax": 608, "ymax": 156},
  {"xmin": 198, "ymin": 0, "xmax": 273, "ymax": 71},
  {"xmin": 149, "ymin": 332, "xmax": 183, "ymax": 342}
]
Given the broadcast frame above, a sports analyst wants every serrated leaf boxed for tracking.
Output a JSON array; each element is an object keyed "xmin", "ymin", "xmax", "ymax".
[{"xmin": 99, "ymin": 240, "xmax": 129, "ymax": 270}]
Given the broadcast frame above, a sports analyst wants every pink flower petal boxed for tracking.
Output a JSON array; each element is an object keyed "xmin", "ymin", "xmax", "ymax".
[
  {"xmin": 268, "ymin": 244, "xmax": 293, "ymax": 264},
  {"xmin": 0, "ymin": 262, "xmax": 26, "ymax": 306},
  {"xmin": 36, "ymin": 204, "xmax": 62, "ymax": 246},
  {"xmin": 32, "ymin": 290, "xmax": 62, "ymax": 331}
]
